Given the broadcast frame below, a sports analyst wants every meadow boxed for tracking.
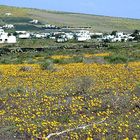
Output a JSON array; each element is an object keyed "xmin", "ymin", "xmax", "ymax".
[{"xmin": 0, "ymin": 43, "xmax": 140, "ymax": 140}]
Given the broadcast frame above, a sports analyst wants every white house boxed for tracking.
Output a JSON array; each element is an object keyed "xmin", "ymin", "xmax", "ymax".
[
  {"xmin": 112, "ymin": 32, "xmax": 135, "ymax": 42},
  {"xmin": 99, "ymin": 31, "xmax": 135, "ymax": 42},
  {"xmin": 75, "ymin": 30, "xmax": 90, "ymax": 36},
  {"xmin": 29, "ymin": 19, "xmax": 39, "ymax": 24},
  {"xmin": 56, "ymin": 37, "xmax": 68, "ymax": 43},
  {"xmin": 16, "ymin": 31, "xmax": 27, "ymax": 34},
  {"xmin": 116, "ymin": 32, "xmax": 125, "ymax": 38},
  {"xmin": 18, "ymin": 32, "xmax": 30, "ymax": 39},
  {"xmin": 90, "ymin": 32, "xmax": 103, "ymax": 36},
  {"xmin": 75, "ymin": 30, "xmax": 91, "ymax": 41},
  {"xmin": 103, "ymin": 34, "xmax": 125, "ymax": 42},
  {"xmin": 111, "ymin": 37, "xmax": 122, "ymax": 42},
  {"xmin": 127, "ymin": 36, "xmax": 135, "ymax": 40},
  {"xmin": 34, "ymin": 33, "xmax": 48, "ymax": 38},
  {"xmin": 3, "ymin": 24, "xmax": 14, "ymax": 29},
  {"xmin": 0, "ymin": 29, "xmax": 5, "ymax": 35},
  {"xmin": 0, "ymin": 32, "xmax": 16, "ymax": 44},
  {"xmin": 77, "ymin": 36, "xmax": 91, "ymax": 41},
  {"xmin": 100, "ymin": 35, "xmax": 113, "ymax": 42},
  {"xmin": 65, "ymin": 33, "xmax": 74, "ymax": 40},
  {"xmin": 5, "ymin": 13, "xmax": 12, "ymax": 16},
  {"xmin": 56, "ymin": 33, "xmax": 68, "ymax": 42},
  {"xmin": 43, "ymin": 24, "xmax": 59, "ymax": 29}
]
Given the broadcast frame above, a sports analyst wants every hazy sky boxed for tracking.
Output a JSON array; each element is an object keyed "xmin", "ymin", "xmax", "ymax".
[{"xmin": 0, "ymin": 0, "xmax": 140, "ymax": 19}]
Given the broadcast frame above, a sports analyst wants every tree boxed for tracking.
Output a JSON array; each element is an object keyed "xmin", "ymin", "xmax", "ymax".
[
  {"xmin": 133, "ymin": 30, "xmax": 139, "ymax": 35},
  {"xmin": 111, "ymin": 31, "xmax": 117, "ymax": 36},
  {"xmin": 132, "ymin": 30, "xmax": 140, "ymax": 41}
]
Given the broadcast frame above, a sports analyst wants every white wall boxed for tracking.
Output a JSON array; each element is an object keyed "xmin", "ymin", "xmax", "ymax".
[{"xmin": 0, "ymin": 33, "xmax": 16, "ymax": 44}]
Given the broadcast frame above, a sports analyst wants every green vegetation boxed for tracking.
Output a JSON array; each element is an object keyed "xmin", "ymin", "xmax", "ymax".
[
  {"xmin": 41, "ymin": 59, "xmax": 55, "ymax": 71},
  {"xmin": 0, "ymin": 42, "xmax": 140, "ymax": 65},
  {"xmin": 1, "ymin": 5, "xmax": 140, "ymax": 32},
  {"xmin": 105, "ymin": 55, "xmax": 128, "ymax": 64}
]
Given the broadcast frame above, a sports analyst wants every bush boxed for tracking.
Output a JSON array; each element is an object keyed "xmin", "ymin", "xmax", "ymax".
[
  {"xmin": 72, "ymin": 56, "xmax": 84, "ymax": 63},
  {"xmin": 19, "ymin": 66, "xmax": 33, "ymax": 72},
  {"xmin": 64, "ymin": 76, "xmax": 93, "ymax": 96},
  {"xmin": 53, "ymin": 58, "xmax": 68, "ymax": 64},
  {"xmin": 41, "ymin": 59, "xmax": 55, "ymax": 71},
  {"xmin": 105, "ymin": 55, "xmax": 128, "ymax": 64}
]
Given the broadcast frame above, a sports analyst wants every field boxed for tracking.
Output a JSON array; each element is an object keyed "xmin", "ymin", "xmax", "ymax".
[
  {"xmin": 0, "ymin": 41, "xmax": 140, "ymax": 64},
  {"xmin": 0, "ymin": 61, "xmax": 140, "ymax": 140},
  {"xmin": 1, "ymin": 5, "xmax": 140, "ymax": 32},
  {"xmin": 0, "ymin": 43, "xmax": 140, "ymax": 140}
]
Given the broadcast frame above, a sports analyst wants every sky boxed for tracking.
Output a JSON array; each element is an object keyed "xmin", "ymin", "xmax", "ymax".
[{"xmin": 0, "ymin": 0, "xmax": 140, "ymax": 19}]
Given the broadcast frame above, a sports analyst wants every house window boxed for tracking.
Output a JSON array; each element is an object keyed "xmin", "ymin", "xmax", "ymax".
[
  {"xmin": 5, "ymin": 39, "xmax": 8, "ymax": 42},
  {"xmin": 0, "ymin": 39, "xmax": 2, "ymax": 41}
]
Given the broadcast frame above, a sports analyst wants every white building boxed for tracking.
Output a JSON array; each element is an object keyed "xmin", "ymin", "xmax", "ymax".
[
  {"xmin": 75, "ymin": 30, "xmax": 91, "ymax": 41},
  {"xmin": 99, "ymin": 35, "xmax": 113, "ymax": 42},
  {"xmin": 90, "ymin": 32, "xmax": 103, "ymax": 36},
  {"xmin": 49, "ymin": 36, "xmax": 56, "ymax": 40},
  {"xmin": 33, "ymin": 33, "xmax": 48, "ymax": 38},
  {"xmin": 127, "ymin": 36, "xmax": 135, "ymax": 40},
  {"xmin": 65, "ymin": 33, "xmax": 74, "ymax": 40},
  {"xmin": 16, "ymin": 31, "xmax": 27, "ymax": 34},
  {"xmin": 29, "ymin": 19, "xmax": 39, "ymax": 24},
  {"xmin": 100, "ymin": 32, "xmax": 135, "ymax": 42},
  {"xmin": 43, "ymin": 24, "xmax": 58, "ymax": 29},
  {"xmin": 3, "ymin": 24, "xmax": 14, "ymax": 29},
  {"xmin": 5, "ymin": 13, "xmax": 12, "ymax": 16},
  {"xmin": 0, "ymin": 32, "xmax": 16, "ymax": 44},
  {"xmin": 56, "ymin": 37, "xmax": 68, "ymax": 43},
  {"xmin": 0, "ymin": 29, "xmax": 5, "ymax": 35},
  {"xmin": 18, "ymin": 32, "xmax": 30, "ymax": 39},
  {"xmin": 111, "ymin": 37, "xmax": 122, "ymax": 42},
  {"xmin": 116, "ymin": 32, "xmax": 125, "ymax": 37}
]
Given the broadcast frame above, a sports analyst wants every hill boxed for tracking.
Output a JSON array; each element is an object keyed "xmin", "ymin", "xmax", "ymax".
[{"xmin": 0, "ymin": 5, "xmax": 140, "ymax": 32}]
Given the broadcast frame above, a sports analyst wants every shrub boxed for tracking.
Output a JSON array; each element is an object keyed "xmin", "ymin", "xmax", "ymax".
[
  {"xmin": 53, "ymin": 58, "xmax": 68, "ymax": 64},
  {"xmin": 0, "ymin": 71, "xmax": 3, "ymax": 79},
  {"xmin": 19, "ymin": 66, "xmax": 33, "ymax": 72},
  {"xmin": 72, "ymin": 56, "xmax": 84, "ymax": 63},
  {"xmin": 41, "ymin": 59, "xmax": 55, "ymax": 71},
  {"xmin": 64, "ymin": 76, "xmax": 93, "ymax": 96},
  {"xmin": 105, "ymin": 55, "xmax": 128, "ymax": 63}
]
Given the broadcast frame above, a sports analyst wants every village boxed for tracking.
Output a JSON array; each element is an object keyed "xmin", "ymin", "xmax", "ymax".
[{"xmin": 0, "ymin": 13, "xmax": 139, "ymax": 44}]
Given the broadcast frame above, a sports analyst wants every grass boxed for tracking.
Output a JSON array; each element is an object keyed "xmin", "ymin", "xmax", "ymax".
[
  {"xmin": 15, "ymin": 24, "xmax": 43, "ymax": 31},
  {"xmin": 104, "ymin": 55, "xmax": 128, "ymax": 64},
  {"xmin": 1, "ymin": 5, "xmax": 140, "ymax": 32},
  {"xmin": 0, "ymin": 17, "xmax": 32, "ymax": 24}
]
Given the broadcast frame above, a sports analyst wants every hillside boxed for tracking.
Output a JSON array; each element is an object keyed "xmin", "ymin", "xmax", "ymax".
[{"xmin": 0, "ymin": 5, "xmax": 140, "ymax": 32}]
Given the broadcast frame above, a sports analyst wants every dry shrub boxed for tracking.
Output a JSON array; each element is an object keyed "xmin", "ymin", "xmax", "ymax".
[{"xmin": 19, "ymin": 66, "xmax": 33, "ymax": 72}]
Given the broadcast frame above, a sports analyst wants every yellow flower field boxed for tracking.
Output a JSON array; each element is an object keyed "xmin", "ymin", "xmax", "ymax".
[
  {"xmin": 84, "ymin": 53, "xmax": 111, "ymax": 58},
  {"xmin": 50, "ymin": 55, "xmax": 72, "ymax": 59},
  {"xmin": 0, "ymin": 62, "xmax": 140, "ymax": 140}
]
